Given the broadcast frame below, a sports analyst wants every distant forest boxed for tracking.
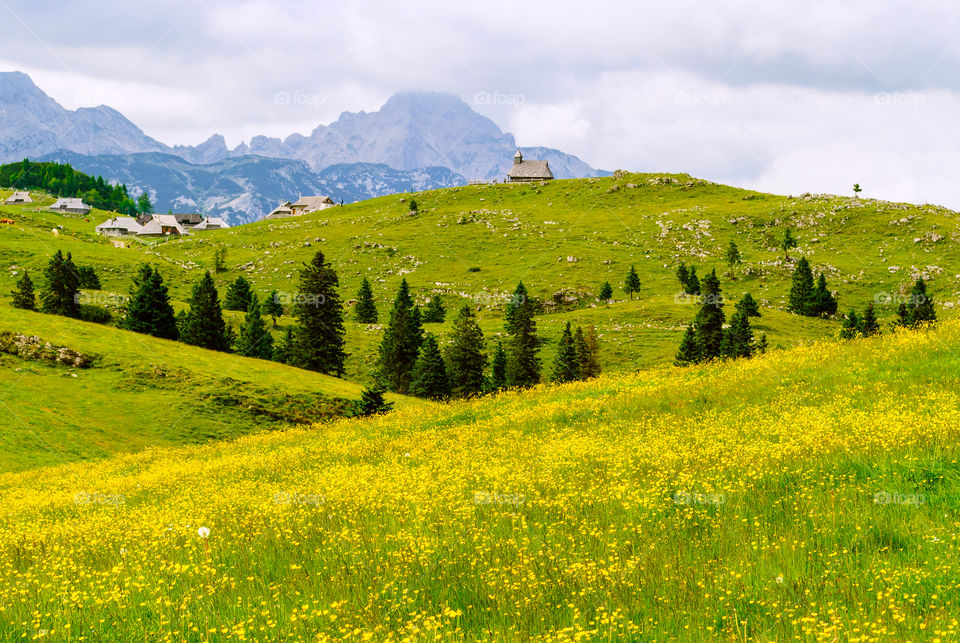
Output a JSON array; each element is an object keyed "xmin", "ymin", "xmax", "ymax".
[{"xmin": 0, "ymin": 159, "xmax": 137, "ymax": 214}]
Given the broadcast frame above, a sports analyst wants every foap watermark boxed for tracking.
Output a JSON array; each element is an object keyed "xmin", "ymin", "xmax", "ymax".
[
  {"xmin": 673, "ymin": 491, "xmax": 726, "ymax": 506},
  {"xmin": 675, "ymin": 91, "xmax": 727, "ymax": 107},
  {"xmin": 273, "ymin": 291, "xmax": 326, "ymax": 308},
  {"xmin": 273, "ymin": 491, "xmax": 325, "ymax": 506},
  {"xmin": 274, "ymin": 91, "xmax": 326, "ymax": 107},
  {"xmin": 874, "ymin": 292, "xmax": 927, "ymax": 306},
  {"xmin": 470, "ymin": 292, "xmax": 526, "ymax": 308},
  {"xmin": 74, "ymin": 292, "xmax": 129, "ymax": 307},
  {"xmin": 474, "ymin": 491, "xmax": 525, "ymax": 507},
  {"xmin": 873, "ymin": 491, "xmax": 925, "ymax": 506},
  {"xmin": 74, "ymin": 491, "xmax": 125, "ymax": 506},
  {"xmin": 874, "ymin": 91, "xmax": 926, "ymax": 107},
  {"xmin": 674, "ymin": 292, "xmax": 725, "ymax": 305},
  {"xmin": 473, "ymin": 91, "xmax": 526, "ymax": 106}
]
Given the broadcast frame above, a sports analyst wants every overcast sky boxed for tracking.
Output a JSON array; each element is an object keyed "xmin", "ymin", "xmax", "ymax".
[{"xmin": 1, "ymin": 0, "xmax": 959, "ymax": 207}]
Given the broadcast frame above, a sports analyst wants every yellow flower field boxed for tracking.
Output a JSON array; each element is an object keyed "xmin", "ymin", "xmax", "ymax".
[{"xmin": 1, "ymin": 323, "xmax": 959, "ymax": 641}]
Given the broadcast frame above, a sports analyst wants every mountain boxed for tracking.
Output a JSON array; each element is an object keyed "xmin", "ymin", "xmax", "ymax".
[
  {"xmin": 0, "ymin": 72, "xmax": 167, "ymax": 163},
  {"xmin": 183, "ymin": 92, "xmax": 599, "ymax": 181},
  {"xmin": 37, "ymin": 150, "xmax": 466, "ymax": 224}
]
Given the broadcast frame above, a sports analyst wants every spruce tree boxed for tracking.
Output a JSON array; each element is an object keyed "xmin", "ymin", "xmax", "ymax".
[
  {"xmin": 123, "ymin": 265, "xmax": 178, "ymax": 340},
  {"xmin": 788, "ymin": 257, "xmax": 815, "ymax": 315},
  {"xmin": 262, "ymin": 291, "xmax": 284, "ymax": 327},
  {"xmin": 292, "ymin": 250, "xmax": 347, "ymax": 377},
  {"xmin": 896, "ymin": 302, "xmax": 911, "ymax": 327},
  {"xmin": 860, "ymin": 302, "xmax": 880, "ymax": 336},
  {"xmin": 674, "ymin": 325, "xmax": 701, "ymax": 366},
  {"xmin": 378, "ymin": 278, "xmax": 424, "ymax": 392},
  {"xmin": 489, "ymin": 339, "xmax": 508, "ymax": 392},
  {"xmin": 735, "ymin": 292, "xmax": 761, "ymax": 317},
  {"xmin": 181, "ymin": 271, "xmax": 230, "ymax": 352},
  {"xmin": 237, "ymin": 294, "xmax": 274, "ymax": 359},
  {"xmin": 692, "ymin": 269, "xmax": 725, "ymax": 360},
  {"xmin": 577, "ymin": 326, "xmax": 602, "ymax": 379},
  {"xmin": 422, "ymin": 294, "xmax": 446, "ymax": 323},
  {"xmin": 11, "ymin": 271, "xmax": 36, "ymax": 311},
  {"xmin": 624, "ymin": 265, "xmax": 641, "ymax": 300},
  {"xmin": 351, "ymin": 384, "xmax": 394, "ymax": 417},
  {"xmin": 353, "ymin": 278, "xmax": 378, "ymax": 324},
  {"xmin": 720, "ymin": 310, "xmax": 754, "ymax": 359},
  {"xmin": 599, "ymin": 281, "xmax": 613, "ymax": 301},
  {"xmin": 77, "ymin": 265, "xmax": 101, "ymax": 290},
  {"xmin": 809, "ymin": 273, "xmax": 838, "ymax": 317},
  {"xmin": 686, "ymin": 266, "xmax": 701, "ymax": 296},
  {"xmin": 409, "ymin": 333, "xmax": 451, "ymax": 400},
  {"xmin": 757, "ymin": 333, "xmax": 768, "ymax": 354},
  {"xmin": 725, "ymin": 241, "xmax": 742, "ymax": 277},
  {"xmin": 839, "ymin": 310, "xmax": 861, "ymax": 339},
  {"xmin": 676, "ymin": 263, "xmax": 690, "ymax": 293},
  {"xmin": 908, "ymin": 278, "xmax": 936, "ymax": 325},
  {"xmin": 504, "ymin": 281, "xmax": 541, "ymax": 388},
  {"xmin": 274, "ymin": 327, "xmax": 295, "ymax": 364},
  {"xmin": 224, "ymin": 275, "xmax": 254, "ymax": 312},
  {"xmin": 781, "ymin": 228, "xmax": 798, "ymax": 258},
  {"xmin": 40, "ymin": 250, "xmax": 80, "ymax": 318},
  {"xmin": 445, "ymin": 304, "xmax": 487, "ymax": 398},
  {"xmin": 551, "ymin": 322, "xmax": 581, "ymax": 383}
]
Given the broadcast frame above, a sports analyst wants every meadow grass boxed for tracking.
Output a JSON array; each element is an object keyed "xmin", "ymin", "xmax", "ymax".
[{"xmin": 1, "ymin": 322, "xmax": 958, "ymax": 640}]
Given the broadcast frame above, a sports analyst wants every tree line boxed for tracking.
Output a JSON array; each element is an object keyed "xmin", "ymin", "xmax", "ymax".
[{"xmin": 0, "ymin": 160, "xmax": 149, "ymax": 215}]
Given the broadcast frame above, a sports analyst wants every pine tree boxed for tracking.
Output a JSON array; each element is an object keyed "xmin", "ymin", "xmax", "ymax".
[
  {"xmin": 907, "ymin": 278, "xmax": 936, "ymax": 325},
  {"xmin": 692, "ymin": 269, "xmax": 725, "ymax": 360},
  {"xmin": 577, "ymin": 326, "xmax": 602, "ymax": 379},
  {"xmin": 895, "ymin": 302, "xmax": 911, "ymax": 327},
  {"xmin": 781, "ymin": 228, "xmax": 798, "ymax": 258},
  {"xmin": 735, "ymin": 292, "xmax": 761, "ymax": 317},
  {"xmin": 624, "ymin": 265, "xmax": 641, "ymax": 300},
  {"xmin": 422, "ymin": 294, "xmax": 446, "ymax": 323},
  {"xmin": 181, "ymin": 271, "xmax": 230, "ymax": 352},
  {"xmin": 11, "ymin": 271, "xmax": 36, "ymax": 311},
  {"xmin": 262, "ymin": 290, "xmax": 284, "ymax": 326},
  {"xmin": 809, "ymin": 273, "xmax": 838, "ymax": 317},
  {"xmin": 409, "ymin": 334, "xmax": 451, "ymax": 400},
  {"xmin": 860, "ymin": 302, "xmax": 880, "ymax": 336},
  {"xmin": 40, "ymin": 250, "xmax": 80, "ymax": 318},
  {"xmin": 686, "ymin": 266, "xmax": 701, "ymax": 296},
  {"xmin": 237, "ymin": 294, "xmax": 274, "ymax": 359},
  {"xmin": 224, "ymin": 275, "xmax": 254, "ymax": 312},
  {"xmin": 291, "ymin": 250, "xmax": 347, "ymax": 377},
  {"xmin": 674, "ymin": 325, "xmax": 701, "ymax": 366},
  {"xmin": 445, "ymin": 304, "xmax": 487, "ymax": 398},
  {"xmin": 839, "ymin": 310, "xmax": 861, "ymax": 339},
  {"xmin": 353, "ymin": 278, "xmax": 378, "ymax": 324},
  {"xmin": 551, "ymin": 322, "xmax": 581, "ymax": 383},
  {"xmin": 350, "ymin": 384, "xmax": 394, "ymax": 417},
  {"xmin": 378, "ymin": 278, "xmax": 424, "ymax": 393},
  {"xmin": 720, "ymin": 310, "xmax": 754, "ymax": 359},
  {"xmin": 676, "ymin": 263, "xmax": 690, "ymax": 293},
  {"xmin": 788, "ymin": 258, "xmax": 815, "ymax": 315},
  {"xmin": 489, "ymin": 339, "xmax": 508, "ymax": 392},
  {"xmin": 123, "ymin": 264, "xmax": 178, "ymax": 340},
  {"xmin": 504, "ymin": 281, "xmax": 541, "ymax": 387},
  {"xmin": 725, "ymin": 241, "xmax": 742, "ymax": 277},
  {"xmin": 598, "ymin": 281, "xmax": 613, "ymax": 301}
]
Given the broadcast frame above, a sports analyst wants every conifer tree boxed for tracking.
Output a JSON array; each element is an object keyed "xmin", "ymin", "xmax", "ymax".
[
  {"xmin": 860, "ymin": 302, "xmax": 880, "ymax": 336},
  {"xmin": 445, "ymin": 304, "xmax": 487, "ymax": 398},
  {"xmin": 123, "ymin": 264, "xmax": 178, "ymax": 340},
  {"xmin": 237, "ymin": 294, "xmax": 274, "ymax": 359},
  {"xmin": 577, "ymin": 326, "xmax": 602, "ymax": 379},
  {"xmin": 686, "ymin": 266, "xmax": 701, "ymax": 296},
  {"xmin": 907, "ymin": 278, "xmax": 936, "ymax": 325},
  {"xmin": 77, "ymin": 265, "xmax": 101, "ymax": 290},
  {"xmin": 224, "ymin": 275, "xmax": 254, "ymax": 312},
  {"xmin": 291, "ymin": 250, "xmax": 347, "ymax": 376},
  {"xmin": 409, "ymin": 333, "xmax": 451, "ymax": 400},
  {"xmin": 40, "ymin": 250, "xmax": 80, "ymax": 318},
  {"xmin": 353, "ymin": 278, "xmax": 378, "ymax": 324},
  {"xmin": 788, "ymin": 257, "xmax": 815, "ymax": 315},
  {"xmin": 351, "ymin": 384, "xmax": 394, "ymax": 417},
  {"xmin": 274, "ymin": 327, "xmax": 295, "ymax": 364},
  {"xmin": 551, "ymin": 322, "xmax": 581, "ymax": 383},
  {"xmin": 674, "ymin": 325, "xmax": 701, "ymax": 366},
  {"xmin": 895, "ymin": 302, "xmax": 911, "ymax": 327},
  {"xmin": 839, "ymin": 309, "xmax": 861, "ymax": 339},
  {"xmin": 181, "ymin": 271, "xmax": 230, "ymax": 352},
  {"xmin": 11, "ymin": 271, "xmax": 36, "ymax": 311},
  {"xmin": 598, "ymin": 281, "xmax": 613, "ymax": 301},
  {"xmin": 720, "ymin": 310, "xmax": 754, "ymax": 359},
  {"xmin": 422, "ymin": 294, "xmax": 446, "ymax": 323},
  {"xmin": 692, "ymin": 269, "xmax": 725, "ymax": 360},
  {"xmin": 504, "ymin": 281, "xmax": 541, "ymax": 387},
  {"xmin": 624, "ymin": 265, "xmax": 641, "ymax": 300},
  {"xmin": 735, "ymin": 292, "xmax": 761, "ymax": 318},
  {"xmin": 725, "ymin": 241, "xmax": 742, "ymax": 277},
  {"xmin": 489, "ymin": 339, "xmax": 508, "ymax": 392},
  {"xmin": 676, "ymin": 263, "xmax": 690, "ymax": 293},
  {"xmin": 262, "ymin": 290, "xmax": 284, "ymax": 327},
  {"xmin": 781, "ymin": 228, "xmax": 798, "ymax": 258},
  {"xmin": 378, "ymin": 278, "xmax": 424, "ymax": 392},
  {"xmin": 809, "ymin": 273, "xmax": 838, "ymax": 317},
  {"xmin": 757, "ymin": 333, "xmax": 768, "ymax": 354}
]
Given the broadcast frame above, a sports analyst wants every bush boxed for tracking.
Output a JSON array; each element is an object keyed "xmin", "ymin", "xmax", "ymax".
[{"xmin": 79, "ymin": 304, "xmax": 113, "ymax": 325}]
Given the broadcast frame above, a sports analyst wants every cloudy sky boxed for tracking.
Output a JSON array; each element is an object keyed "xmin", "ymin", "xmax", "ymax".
[{"xmin": 2, "ymin": 0, "xmax": 959, "ymax": 206}]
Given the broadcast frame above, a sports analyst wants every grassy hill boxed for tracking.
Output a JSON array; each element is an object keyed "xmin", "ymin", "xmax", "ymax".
[
  {"xmin": 1, "ymin": 322, "xmax": 958, "ymax": 640},
  {"xmin": 0, "ymin": 306, "xmax": 420, "ymax": 473}
]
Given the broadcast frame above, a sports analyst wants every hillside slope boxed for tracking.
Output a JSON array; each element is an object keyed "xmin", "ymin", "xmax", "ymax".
[{"xmin": 1, "ymin": 322, "xmax": 958, "ymax": 640}]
